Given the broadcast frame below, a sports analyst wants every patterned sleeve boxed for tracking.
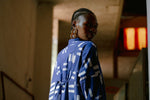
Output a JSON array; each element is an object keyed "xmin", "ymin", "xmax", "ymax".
[{"xmin": 78, "ymin": 43, "xmax": 106, "ymax": 100}]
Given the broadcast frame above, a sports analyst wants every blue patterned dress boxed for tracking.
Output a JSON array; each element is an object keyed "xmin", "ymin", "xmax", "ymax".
[{"xmin": 49, "ymin": 38, "xmax": 106, "ymax": 100}]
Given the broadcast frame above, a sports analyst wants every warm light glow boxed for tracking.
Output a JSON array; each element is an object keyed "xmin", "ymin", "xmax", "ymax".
[
  {"xmin": 125, "ymin": 28, "xmax": 135, "ymax": 50},
  {"xmin": 123, "ymin": 27, "xmax": 147, "ymax": 50},
  {"xmin": 137, "ymin": 28, "xmax": 147, "ymax": 50}
]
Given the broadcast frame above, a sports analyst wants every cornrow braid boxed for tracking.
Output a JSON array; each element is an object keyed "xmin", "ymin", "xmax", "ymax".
[{"xmin": 71, "ymin": 8, "xmax": 95, "ymax": 30}]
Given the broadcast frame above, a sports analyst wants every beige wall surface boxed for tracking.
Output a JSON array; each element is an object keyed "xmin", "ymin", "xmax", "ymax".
[
  {"xmin": 0, "ymin": 0, "xmax": 37, "ymax": 98},
  {"xmin": 34, "ymin": 3, "xmax": 53, "ymax": 100},
  {"xmin": 0, "ymin": 0, "xmax": 54, "ymax": 99}
]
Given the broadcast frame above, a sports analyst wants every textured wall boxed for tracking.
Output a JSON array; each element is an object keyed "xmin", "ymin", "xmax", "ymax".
[{"xmin": 0, "ymin": 0, "xmax": 37, "ymax": 99}]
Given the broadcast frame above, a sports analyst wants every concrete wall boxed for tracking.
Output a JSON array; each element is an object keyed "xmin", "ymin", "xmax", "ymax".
[
  {"xmin": 34, "ymin": 3, "xmax": 53, "ymax": 100},
  {"xmin": 0, "ymin": 1, "xmax": 54, "ymax": 99},
  {"xmin": 0, "ymin": 0, "xmax": 37, "ymax": 99},
  {"xmin": 127, "ymin": 50, "xmax": 144, "ymax": 100}
]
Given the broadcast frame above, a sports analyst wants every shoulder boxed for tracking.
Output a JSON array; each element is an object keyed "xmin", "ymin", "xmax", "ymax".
[
  {"xmin": 84, "ymin": 41, "xmax": 97, "ymax": 50},
  {"xmin": 79, "ymin": 41, "xmax": 97, "ymax": 56},
  {"xmin": 57, "ymin": 46, "xmax": 68, "ymax": 60}
]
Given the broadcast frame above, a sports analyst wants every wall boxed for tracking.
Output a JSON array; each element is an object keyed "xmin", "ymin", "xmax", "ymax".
[
  {"xmin": 127, "ymin": 49, "xmax": 148, "ymax": 100},
  {"xmin": 34, "ymin": 2, "xmax": 53, "ymax": 100},
  {"xmin": 58, "ymin": 21, "xmax": 70, "ymax": 52},
  {"xmin": 0, "ymin": 0, "xmax": 37, "ymax": 99}
]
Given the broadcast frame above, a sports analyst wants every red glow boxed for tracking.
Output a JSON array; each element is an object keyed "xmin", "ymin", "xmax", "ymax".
[
  {"xmin": 137, "ymin": 28, "xmax": 147, "ymax": 50},
  {"xmin": 124, "ymin": 28, "xmax": 135, "ymax": 50},
  {"xmin": 123, "ymin": 27, "xmax": 147, "ymax": 50}
]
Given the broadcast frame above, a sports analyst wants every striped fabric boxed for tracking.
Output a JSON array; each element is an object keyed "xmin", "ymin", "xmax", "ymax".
[{"xmin": 49, "ymin": 38, "xmax": 106, "ymax": 100}]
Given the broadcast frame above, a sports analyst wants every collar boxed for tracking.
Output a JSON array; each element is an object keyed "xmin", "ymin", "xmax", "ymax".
[{"xmin": 68, "ymin": 38, "xmax": 81, "ymax": 44}]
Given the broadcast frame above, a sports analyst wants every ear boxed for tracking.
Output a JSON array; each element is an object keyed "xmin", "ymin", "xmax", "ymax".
[{"xmin": 72, "ymin": 20, "xmax": 77, "ymax": 28}]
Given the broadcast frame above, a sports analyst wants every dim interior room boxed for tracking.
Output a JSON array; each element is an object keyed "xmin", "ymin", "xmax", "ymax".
[{"xmin": 0, "ymin": 0, "xmax": 149, "ymax": 100}]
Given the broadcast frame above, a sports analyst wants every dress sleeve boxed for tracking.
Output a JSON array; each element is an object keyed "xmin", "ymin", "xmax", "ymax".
[{"xmin": 78, "ymin": 43, "xmax": 106, "ymax": 100}]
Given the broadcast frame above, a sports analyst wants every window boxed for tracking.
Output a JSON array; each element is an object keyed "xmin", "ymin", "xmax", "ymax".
[{"xmin": 123, "ymin": 27, "xmax": 147, "ymax": 50}]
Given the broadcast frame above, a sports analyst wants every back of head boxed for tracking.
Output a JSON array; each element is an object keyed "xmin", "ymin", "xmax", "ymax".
[{"xmin": 71, "ymin": 8, "xmax": 95, "ymax": 30}]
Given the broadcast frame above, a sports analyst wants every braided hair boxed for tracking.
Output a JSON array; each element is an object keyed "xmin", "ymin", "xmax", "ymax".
[{"xmin": 71, "ymin": 8, "xmax": 95, "ymax": 30}]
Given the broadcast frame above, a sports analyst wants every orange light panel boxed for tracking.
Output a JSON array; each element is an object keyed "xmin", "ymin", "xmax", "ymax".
[
  {"xmin": 137, "ymin": 28, "xmax": 147, "ymax": 50},
  {"xmin": 125, "ymin": 28, "xmax": 135, "ymax": 50}
]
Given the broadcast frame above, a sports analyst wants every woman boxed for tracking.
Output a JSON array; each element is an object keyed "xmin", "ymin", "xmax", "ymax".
[{"xmin": 49, "ymin": 8, "xmax": 106, "ymax": 100}]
